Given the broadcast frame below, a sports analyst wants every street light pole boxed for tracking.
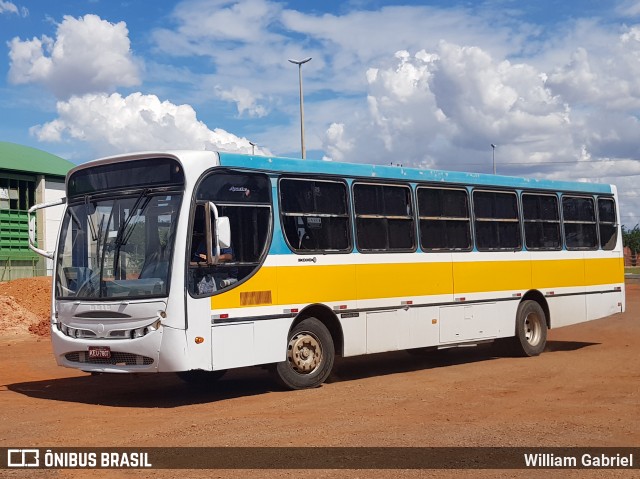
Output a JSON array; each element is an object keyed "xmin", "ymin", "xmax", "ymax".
[
  {"xmin": 491, "ymin": 144, "xmax": 496, "ymax": 175},
  {"xmin": 288, "ymin": 57, "xmax": 312, "ymax": 159},
  {"xmin": 249, "ymin": 141, "xmax": 256, "ymax": 155}
]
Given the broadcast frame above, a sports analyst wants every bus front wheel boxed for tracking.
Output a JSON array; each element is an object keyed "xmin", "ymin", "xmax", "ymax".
[
  {"xmin": 274, "ymin": 318, "xmax": 335, "ymax": 390},
  {"xmin": 513, "ymin": 300, "xmax": 547, "ymax": 357}
]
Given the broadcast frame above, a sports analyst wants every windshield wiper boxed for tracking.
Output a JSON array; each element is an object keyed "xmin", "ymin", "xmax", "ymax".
[
  {"xmin": 112, "ymin": 190, "xmax": 151, "ymax": 280},
  {"xmin": 85, "ymin": 196, "xmax": 98, "ymax": 242},
  {"xmin": 114, "ymin": 189, "xmax": 150, "ymax": 247}
]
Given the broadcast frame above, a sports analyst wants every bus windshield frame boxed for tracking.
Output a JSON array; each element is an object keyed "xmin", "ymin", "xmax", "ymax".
[{"xmin": 56, "ymin": 190, "xmax": 183, "ymax": 300}]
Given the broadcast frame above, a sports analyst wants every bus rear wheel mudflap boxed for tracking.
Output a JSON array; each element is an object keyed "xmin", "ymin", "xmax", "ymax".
[
  {"xmin": 274, "ymin": 317, "xmax": 335, "ymax": 390},
  {"xmin": 513, "ymin": 300, "xmax": 548, "ymax": 357}
]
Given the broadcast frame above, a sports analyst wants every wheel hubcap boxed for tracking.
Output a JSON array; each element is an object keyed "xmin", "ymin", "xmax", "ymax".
[
  {"xmin": 524, "ymin": 312, "xmax": 542, "ymax": 345},
  {"xmin": 287, "ymin": 331, "xmax": 322, "ymax": 374}
]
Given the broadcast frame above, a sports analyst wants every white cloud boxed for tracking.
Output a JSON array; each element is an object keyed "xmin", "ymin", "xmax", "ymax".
[
  {"xmin": 8, "ymin": 14, "xmax": 141, "ymax": 98},
  {"xmin": 323, "ymin": 44, "xmax": 572, "ymax": 171},
  {"xmin": 151, "ymin": 1, "xmax": 528, "ymax": 110},
  {"xmin": 0, "ymin": 1, "xmax": 26, "ymax": 16},
  {"xmin": 0, "ymin": 1, "xmax": 16, "ymax": 14},
  {"xmin": 30, "ymin": 92, "xmax": 270, "ymax": 157},
  {"xmin": 615, "ymin": 0, "xmax": 640, "ymax": 17},
  {"xmin": 546, "ymin": 26, "xmax": 640, "ymax": 109},
  {"xmin": 323, "ymin": 123, "xmax": 353, "ymax": 162},
  {"xmin": 319, "ymin": 33, "xmax": 640, "ymax": 224},
  {"xmin": 152, "ymin": 0, "xmax": 286, "ymax": 58},
  {"xmin": 216, "ymin": 86, "xmax": 268, "ymax": 117}
]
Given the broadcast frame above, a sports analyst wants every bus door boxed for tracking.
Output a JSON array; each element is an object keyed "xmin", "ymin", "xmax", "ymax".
[{"xmin": 185, "ymin": 171, "xmax": 273, "ymax": 371}]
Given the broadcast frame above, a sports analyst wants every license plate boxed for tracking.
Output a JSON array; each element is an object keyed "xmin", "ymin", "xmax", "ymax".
[{"xmin": 88, "ymin": 346, "xmax": 111, "ymax": 359}]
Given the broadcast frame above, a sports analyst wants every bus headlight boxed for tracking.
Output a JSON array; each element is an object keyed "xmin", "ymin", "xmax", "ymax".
[
  {"xmin": 130, "ymin": 319, "xmax": 162, "ymax": 339},
  {"xmin": 132, "ymin": 327, "xmax": 146, "ymax": 339}
]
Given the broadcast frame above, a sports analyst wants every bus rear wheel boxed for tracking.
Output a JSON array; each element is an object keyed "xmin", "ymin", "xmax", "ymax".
[
  {"xmin": 274, "ymin": 318, "xmax": 335, "ymax": 390},
  {"xmin": 513, "ymin": 300, "xmax": 547, "ymax": 357}
]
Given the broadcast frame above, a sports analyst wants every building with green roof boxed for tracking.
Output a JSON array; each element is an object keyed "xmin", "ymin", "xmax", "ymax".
[{"xmin": 0, "ymin": 142, "xmax": 75, "ymax": 280}]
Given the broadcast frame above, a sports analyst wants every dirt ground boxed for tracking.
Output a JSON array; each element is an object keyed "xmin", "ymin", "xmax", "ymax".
[{"xmin": 0, "ymin": 277, "xmax": 638, "ymax": 478}]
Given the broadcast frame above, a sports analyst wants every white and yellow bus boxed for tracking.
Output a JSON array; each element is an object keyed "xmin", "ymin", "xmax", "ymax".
[{"xmin": 29, "ymin": 150, "xmax": 625, "ymax": 389}]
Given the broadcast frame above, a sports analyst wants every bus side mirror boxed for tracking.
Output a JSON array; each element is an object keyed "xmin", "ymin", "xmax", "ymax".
[
  {"xmin": 217, "ymin": 216, "xmax": 231, "ymax": 249},
  {"xmin": 28, "ymin": 198, "xmax": 66, "ymax": 259},
  {"xmin": 208, "ymin": 201, "xmax": 231, "ymax": 264}
]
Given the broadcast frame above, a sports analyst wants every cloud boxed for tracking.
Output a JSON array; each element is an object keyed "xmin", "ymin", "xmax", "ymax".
[
  {"xmin": 9, "ymin": 1, "xmax": 640, "ymax": 224},
  {"xmin": 323, "ymin": 45, "xmax": 572, "ymax": 170},
  {"xmin": 0, "ymin": 1, "xmax": 27, "ymax": 16},
  {"xmin": 153, "ymin": 1, "xmax": 527, "ymax": 100},
  {"xmin": 216, "ymin": 86, "xmax": 268, "ymax": 117},
  {"xmin": 153, "ymin": 0, "xmax": 284, "ymax": 51},
  {"xmin": 546, "ymin": 26, "xmax": 640, "ymax": 109},
  {"xmin": 320, "ymin": 33, "xmax": 640, "ymax": 224},
  {"xmin": 30, "ymin": 92, "xmax": 270, "ymax": 157},
  {"xmin": 8, "ymin": 14, "xmax": 141, "ymax": 98},
  {"xmin": 146, "ymin": 1, "xmax": 640, "ymax": 224}
]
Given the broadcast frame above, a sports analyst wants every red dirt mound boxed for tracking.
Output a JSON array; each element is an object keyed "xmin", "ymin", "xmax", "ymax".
[{"xmin": 0, "ymin": 276, "xmax": 51, "ymax": 338}]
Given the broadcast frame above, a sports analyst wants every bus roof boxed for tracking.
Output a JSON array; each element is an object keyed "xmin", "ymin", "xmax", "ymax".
[
  {"xmin": 73, "ymin": 150, "xmax": 613, "ymax": 195},
  {"xmin": 217, "ymin": 152, "xmax": 613, "ymax": 195}
]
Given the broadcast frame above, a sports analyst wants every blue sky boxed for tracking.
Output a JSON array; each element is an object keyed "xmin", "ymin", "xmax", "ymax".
[{"xmin": 1, "ymin": 0, "xmax": 640, "ymax": 224}]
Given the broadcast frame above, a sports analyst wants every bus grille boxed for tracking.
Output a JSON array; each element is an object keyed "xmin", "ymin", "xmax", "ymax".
[{"xmin": 65, "ymin": 352, "xmax": 154, "ymax": 366}]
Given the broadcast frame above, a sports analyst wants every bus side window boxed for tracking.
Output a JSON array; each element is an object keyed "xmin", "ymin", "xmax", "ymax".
[
  {"xmin": 418, "ymin": 187, "xmax": 471, "ymax": 251},
  {"xmin": 190, "ymin": 204, "xmax": 207, "ymax": 263},
  {"xmin": 473, "ymin": 190, "xmax": 521, "ymax": 251},
  {"xmin": 353, "ymin": 183, "xmax": 415, "ymax": 252},
  {"xmin": 522, "ymin": 193, "xmax": 561, "ymax": 250},
  {"xmin": 188, "ymin": 172, "xmax": 272, "ymax": 297},
  {"xmin": 598, "ymin": 197, "xmax": 618, "ymax": 250},
  {"xmin": 563, "ymin": 196, "xmax": 597, "ymax": 250},
  {"xmin": 280, "ymin": 178, "xmax": 351, "ymax": 253}
]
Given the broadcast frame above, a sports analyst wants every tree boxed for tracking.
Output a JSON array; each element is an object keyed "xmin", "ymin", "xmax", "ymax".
[{"xmin": 622, "ymin": 225, "xmax": 640, "ymax": 266}]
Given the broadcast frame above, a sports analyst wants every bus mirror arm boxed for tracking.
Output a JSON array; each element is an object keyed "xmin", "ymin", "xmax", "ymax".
[{"xmin": 28, "ymin": 198, "xmax": 67, "ymax": 259}]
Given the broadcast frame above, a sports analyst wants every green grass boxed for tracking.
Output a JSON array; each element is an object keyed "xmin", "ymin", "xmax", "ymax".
[{"xmin": 625, "ymin": 266, "xmax": 640, "ymax": 274}]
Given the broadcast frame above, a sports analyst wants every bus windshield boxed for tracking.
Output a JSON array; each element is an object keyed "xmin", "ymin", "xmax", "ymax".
[{"xmin": 56, "ymin": 193, "xmax": 182, "ymax": 299}]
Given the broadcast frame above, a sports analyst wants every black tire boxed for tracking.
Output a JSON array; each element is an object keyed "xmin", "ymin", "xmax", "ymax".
[
  {"xmin": 176, "ymin": 369, "xmax": 227, "ymax": 388},
  {"xmin": 274, "ymin": 318, "xmax": 335, "ymax": 390},
  {"xmin": 513, "ymin": 300, "xmax": 547, "ymax": 357}
]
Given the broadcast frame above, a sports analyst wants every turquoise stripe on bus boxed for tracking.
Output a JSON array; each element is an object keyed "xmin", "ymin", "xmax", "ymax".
[{"xmin": 218, "ymin": 153, "xmax": 613, "ymax": 195}]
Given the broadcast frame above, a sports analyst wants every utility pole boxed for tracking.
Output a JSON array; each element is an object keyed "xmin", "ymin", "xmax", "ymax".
[{"xmin": 288, "ymin": 57, "xmax": 312, "ymax": 159}]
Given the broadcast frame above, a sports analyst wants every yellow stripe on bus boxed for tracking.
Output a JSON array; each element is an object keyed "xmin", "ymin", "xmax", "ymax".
[
  {"xmin": 453, "ymin": 260, "xmax": 531, "ymax": 293},
  {"xmin": 584, "ymin": 257, "xmax": 625, "ymax": 286},
  {"xmin": 210, "ymin": 257, "xmax": 623, "ymax": 310},
  {"xmin": 356, "ymin": 262, "xmax": 453, "ymax": 299}
]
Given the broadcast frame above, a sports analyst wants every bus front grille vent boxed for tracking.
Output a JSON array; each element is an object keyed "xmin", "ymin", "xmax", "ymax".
[{"xmin": 64, "ymin": 352, "xmax": 154, "ymax": 366}]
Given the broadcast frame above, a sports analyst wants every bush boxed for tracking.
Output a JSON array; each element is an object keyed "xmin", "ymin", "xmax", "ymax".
[{"xmin": 623, "ymin": 225, "xmax": 640, "ymax": 266}]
